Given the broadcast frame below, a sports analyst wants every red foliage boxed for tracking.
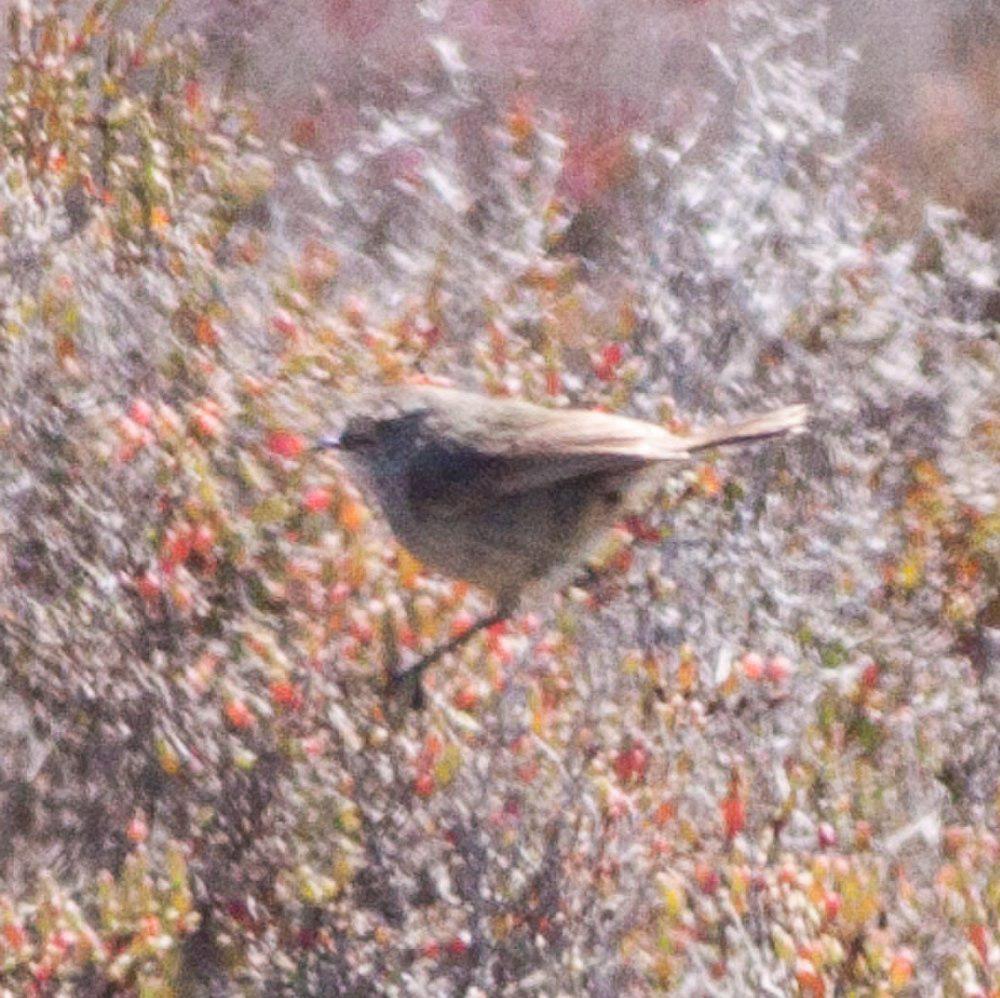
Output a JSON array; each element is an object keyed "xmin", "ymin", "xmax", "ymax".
[{"xmin": 267, "ymin": 431, "xmax": 307, "ymax": 461}]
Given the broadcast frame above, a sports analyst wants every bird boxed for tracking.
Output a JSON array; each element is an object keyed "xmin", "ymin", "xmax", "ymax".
[{"xmin": 316, "ymin": 383, "xmax": 808, "ymax": 705}]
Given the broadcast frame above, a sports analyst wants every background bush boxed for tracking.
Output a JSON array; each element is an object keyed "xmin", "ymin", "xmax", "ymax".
[{"xmin": 0, "ymin": 1, "xmax": 997, "ymax": 994}]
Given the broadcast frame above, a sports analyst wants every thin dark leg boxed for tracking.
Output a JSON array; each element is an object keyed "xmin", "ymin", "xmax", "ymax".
[{"xmin": 390, "ymin": 610, "xmax": 508, "ymax": 710}]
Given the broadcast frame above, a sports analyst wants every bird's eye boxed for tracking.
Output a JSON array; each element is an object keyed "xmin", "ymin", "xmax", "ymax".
[
  {"xmin": 339, "ymin": 408, "xmax": 423, "ymax": 451},
  {"xmin": 340, "ymin": 418, "xmax": 378, "ymax": 451}
]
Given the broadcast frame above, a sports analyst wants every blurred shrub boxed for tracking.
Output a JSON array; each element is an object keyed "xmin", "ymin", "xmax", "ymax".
[{"xmin": 0, "ymin": 1, "xmax": 997, "ymax": 994}]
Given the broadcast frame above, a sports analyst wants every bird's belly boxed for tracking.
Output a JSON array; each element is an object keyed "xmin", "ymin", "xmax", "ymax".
[
  {"xmin": 392, "ymin": 511, "xmax": 543, "ymax": 601},
  {"xmin": 388, "ymin": 472, "xmax": 638, "ymax": 605}
]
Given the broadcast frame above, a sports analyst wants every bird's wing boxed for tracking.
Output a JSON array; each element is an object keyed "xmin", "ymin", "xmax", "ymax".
[
  {"xmin": 410, "ymin": 403, "xmax": 689, "ymax": 505},
  {"xmin": 479, "ymin": 400, "xmax": 809, "ymax": 491},
  {"xmin": 408, "ymin": 388, "xmax": 806, "ymax": 506},
  {"xmin": 490, "ymin": 407, "xmax": 690, "ymax": 495}
]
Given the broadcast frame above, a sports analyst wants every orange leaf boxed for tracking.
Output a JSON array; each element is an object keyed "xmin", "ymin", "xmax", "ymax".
[
  {"xmin": 721, "ymin": 774, "xmax": 746, "ymax": 840},
  {"xmin": 224, "ymin": 699, "xmax": 254, "ymax": 730}
]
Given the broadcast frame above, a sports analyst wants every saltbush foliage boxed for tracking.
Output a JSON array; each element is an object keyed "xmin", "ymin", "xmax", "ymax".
[{"xmin": 0, "ymin": 1, "xmax": 997, "ymax": 994}]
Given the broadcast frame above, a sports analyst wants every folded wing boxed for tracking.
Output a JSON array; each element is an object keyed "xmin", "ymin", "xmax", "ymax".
[{"xmin": 409, "ymin": 388, "xmax": 807, "ymax": 505}]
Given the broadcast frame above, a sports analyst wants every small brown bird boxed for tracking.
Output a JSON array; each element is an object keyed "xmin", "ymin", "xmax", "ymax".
[{"xmin": 317, "ymin": 384, "xmax": 807, "ymax": 703}]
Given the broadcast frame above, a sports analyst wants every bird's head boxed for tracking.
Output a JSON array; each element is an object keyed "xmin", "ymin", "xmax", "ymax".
[{"xmin": 314, "ymin": 387, "xmax": 435, "ymax": 479}]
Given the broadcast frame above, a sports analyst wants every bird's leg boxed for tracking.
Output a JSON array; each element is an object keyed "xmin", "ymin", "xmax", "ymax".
[{"xmin": 389, "ymin": 609, "xmax": 508, "ymax": 710}]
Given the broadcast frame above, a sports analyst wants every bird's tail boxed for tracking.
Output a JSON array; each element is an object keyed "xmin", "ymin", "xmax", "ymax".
[{"xmin": 683, "ymin": 404, "xmax": 809, "ymax": 452}]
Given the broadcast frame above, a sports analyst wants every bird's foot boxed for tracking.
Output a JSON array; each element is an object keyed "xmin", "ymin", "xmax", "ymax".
[
  {"xmin": 387, "ymin": 660, "xmax": 429, "ymax": 711},
  {"xmin": 383, "ymin": 609, "xmax": 509, "ymax": 715}
]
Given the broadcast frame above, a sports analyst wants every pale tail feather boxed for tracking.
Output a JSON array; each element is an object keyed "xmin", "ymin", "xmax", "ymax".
[{"xmin": 682, "ymin": 404, "xmax": 809, "ymax": 452}]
